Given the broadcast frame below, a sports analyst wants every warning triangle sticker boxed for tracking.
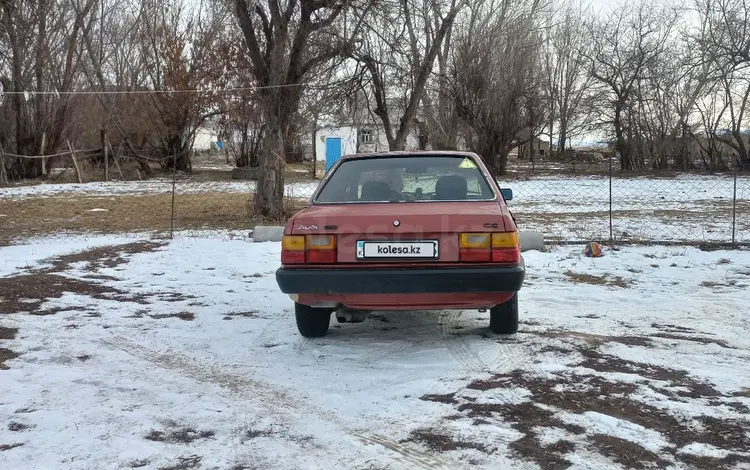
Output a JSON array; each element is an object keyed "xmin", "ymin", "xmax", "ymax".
[{"xmin": 458, "ymin": 158, "xmax": 476, "ymax": 169}]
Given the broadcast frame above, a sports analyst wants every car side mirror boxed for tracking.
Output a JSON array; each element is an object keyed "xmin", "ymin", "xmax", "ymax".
[{"xmin": 500, "ymin": 188, "xmax": 513, "ymax": 201}]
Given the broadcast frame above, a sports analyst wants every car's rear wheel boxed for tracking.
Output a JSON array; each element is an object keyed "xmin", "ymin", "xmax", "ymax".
[
  {"xmin": 295, "ymin": 302, "xmax": 332, "ymax": 338},
  {"xmin": 490, "ymin": 293, "xmax": 518, "ymax": 334}
]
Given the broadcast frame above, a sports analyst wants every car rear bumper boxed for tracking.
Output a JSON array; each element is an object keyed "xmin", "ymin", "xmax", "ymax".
[{"xmin": 275, "ymin": 260, "xmax": 525, "ymax": 295}]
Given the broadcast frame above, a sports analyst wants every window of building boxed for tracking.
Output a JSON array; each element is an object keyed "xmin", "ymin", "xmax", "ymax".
[{"xmin": 360, "ymin": 128, "xmax": 373, "ymax": 143}]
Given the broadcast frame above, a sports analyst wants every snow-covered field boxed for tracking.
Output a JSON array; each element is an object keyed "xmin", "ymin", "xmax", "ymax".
[
  {"xmin": 2, "ymin": 234, "xmax": 749, "ymax": 469},
  {"xmin": 1, "ymin": 174, "xmax": 748, "ymax": 243}
]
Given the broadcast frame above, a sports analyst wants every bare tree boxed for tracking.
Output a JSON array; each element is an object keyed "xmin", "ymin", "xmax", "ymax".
[
  {"xmin": 0, "ymin": 0, "xmax": 99, "ymax": 179},
  {"xmin": 452, "ymin": 0, "xmax": 547, "ymax": 175},
  {"xmin": 233, "ymin": 0, "xmax": 366, "ymax": 218},
  {"xmin": 542, "ymin": 0, "xmax": 594, "ymax": 153},
  {"xmin": 583, "ymin": 1, "xmax": 679, "ymax": 170},
  {"xmin": 696, "ymin": 0, "xmax": 750, "ymax": 169},
  {"xmin": 351, "ymin": 0, "xmax": 469, "ymax": 151},
  {"xmin": 140, "ymin": 0, "xmax": 231, "ymax": 172}
]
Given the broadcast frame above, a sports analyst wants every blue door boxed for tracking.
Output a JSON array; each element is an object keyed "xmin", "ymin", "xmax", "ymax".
[{"xmin": 325, "ymin": 137, "xmax": 342, "ymax": 172}]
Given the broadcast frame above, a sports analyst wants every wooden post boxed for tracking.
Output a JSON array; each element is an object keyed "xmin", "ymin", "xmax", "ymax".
[
  {"xmin": 0, "ymin": 144, "xmax": 8, "ymax": 185},
  {"xmin": 107, "ymin": 139, "xmax": 124, "ymax": 180},
  {"xmin": 101, "ymin": 129, "xmax": 109, "ymax": 181},
  {"xmin": 40, "ymin": 132, "xmax": 47, "ymax": 176},
  {"xmin": 67, "ymin": 141, "xmax": 83, "ymax": 184}
]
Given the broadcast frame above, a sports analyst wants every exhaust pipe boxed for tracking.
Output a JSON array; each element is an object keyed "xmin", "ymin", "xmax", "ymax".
[
  {"xmin": 336, "ymin": 309, "xmax": 353, "ymax": 323},
  {"xmin": 335, "ymin": 308, "xmax": 367, "ymax": 324}
]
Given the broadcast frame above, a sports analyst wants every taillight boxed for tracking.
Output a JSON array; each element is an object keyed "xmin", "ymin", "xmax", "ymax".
[
  {"xmin": 281, "ymin": 235, "xmax": 305, "ymax": 264},
  {"xmin": 305, "ymin": 235, "xmax": 336, "ymax": 263},
  {"xmin": 459, "ymin": 231, "xmax": 520, "ymax": 264},
  {"xmin": 281, "ymin": 235, "xmax": 337, "ymax": 264},
  {"xmin": 459, "ymin": 233, "xmax": 491, "ymax": 262},
  {"xmin": 491, "ymin": 231, "xmax": 520, "ymax": 263}
]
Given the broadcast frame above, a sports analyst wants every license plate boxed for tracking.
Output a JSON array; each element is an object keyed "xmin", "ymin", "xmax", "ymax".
[{"xmin": 356, "ymin": 240, "xmax": 439, "ymax": 259}]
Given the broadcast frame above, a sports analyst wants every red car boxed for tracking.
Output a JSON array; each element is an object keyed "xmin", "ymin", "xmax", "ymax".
[{"xmin": 276, "ymin": 151, "xmax": 525, "ymax": 337}]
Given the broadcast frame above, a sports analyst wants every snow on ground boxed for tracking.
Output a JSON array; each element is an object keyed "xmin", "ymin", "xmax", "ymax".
[{"xmin": 1, "ymin": 235, "xmax": 750, "ymax": 469}]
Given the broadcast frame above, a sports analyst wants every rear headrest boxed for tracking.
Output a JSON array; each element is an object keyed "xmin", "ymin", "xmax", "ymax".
[
  {"xmin": 361, "ymin": 181, "xmax": 392, "ymax": 201},
  {"xmin": 435, "ymin": 175, "xmax": 468, "ymax": 200}
]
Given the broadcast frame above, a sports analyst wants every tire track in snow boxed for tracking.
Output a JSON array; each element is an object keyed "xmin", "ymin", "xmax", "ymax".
[
  {"xmin": 440, "ymin": 310, "xmax": 530, "ymax": 378},
  {"xmin": 102, "ymin": 335, "xmax": 451, "ymax": 470}
]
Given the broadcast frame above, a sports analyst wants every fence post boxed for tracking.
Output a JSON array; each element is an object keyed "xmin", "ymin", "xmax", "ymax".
[
  {"xmin": 39, "ymin": 132, "xmax": 47, "ymax": 176},
  {"xmin": 106, "ymin": 139, "xmax": 125, "ymax": 180},
  {"xmin": 732, "ymin": 167, "xmax": 737, "ymax": 249},
  {"xmin": 170, "ymin": 151, "xmax": 177, "ymax": 239},
  {"xmin": 609, "ymin": 152, "xmax": 614, "ymax": 247},
  {"xmin": 67, "ymin": 141, "xmax": 83, "ymax": 184},
  {"xmin": 0, "ymin": 144, "xmax": 8, "ymax": 186},
  {"xmin": 101, "ymin": 129, "xmax": 109, "ymax": 182}
]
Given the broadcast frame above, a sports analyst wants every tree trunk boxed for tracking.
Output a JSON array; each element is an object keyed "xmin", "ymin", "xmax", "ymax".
[
  {"xmin": 614, "ymin": 106, "xmax": 630, "ymax": 171},
  {"xmin": 255, "ymin": 114, "xmax": 285, "ymax": 218}
]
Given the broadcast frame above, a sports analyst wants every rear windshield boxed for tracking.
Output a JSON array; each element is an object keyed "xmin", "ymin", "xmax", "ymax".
[{"xmin": 314, "ymin": 155, "xmax": 496, "ymax": 203}]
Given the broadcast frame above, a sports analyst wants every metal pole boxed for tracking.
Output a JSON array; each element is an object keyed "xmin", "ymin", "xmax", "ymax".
[{"xmin": 732, "ymin": 167, "xmax": 737, "ymax": 249}]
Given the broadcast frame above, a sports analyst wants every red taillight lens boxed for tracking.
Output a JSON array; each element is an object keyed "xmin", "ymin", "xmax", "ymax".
[
  {"xmin": 281, "ymin": 251, "xmax": 305, "ymax": 264},
  {"xmin": 492, "ymin": 247, "xmax": 521, "ymax": 263},
  {"xmin": 459, "ymin": 248, "xmax": 491, "ymax": 262},
  {"xmin": 305, "ymin": 250, "xmax": 335, "ymax": 263}
]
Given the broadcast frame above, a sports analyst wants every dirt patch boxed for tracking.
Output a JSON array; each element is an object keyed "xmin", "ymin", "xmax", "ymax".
[
  {"xmin": 577, "ymin": 348, "xmax": 722, "ymax": 398},
  {"xmin": 145, "ymin": 427, "xmax": 215, "ymax": 444},
  {"xmin": 127, "ymin": 459, "xmax": 149, "ymax": 468},
  {"xmin": 652, "ymin": 323, "xmax": 695, "ymax": 333},
  {"xmin": 0, "ymin": 272, "xmax": 144, "ymax": 314},
  {"xmin": 0, "ymin": 443, "xmax": 24, "ymax": 451},
  {"xmin": 0, "ymin": 348, "xmax": 20, "ymax": 369},
  {"xmin": 530, "ymin": 330, "xmax": 652, "ymax": 348},
  {"xmin": 510, "ymin": 435, "xmax": 575, "ymax": 470},
  {"xmin": 438, "ymin": 346, "xmax": 750, "ymax": 469},
  {"xmin": 149, "ymin": 312, "xmax": 195, "ymax": 321},
  {"xmin": 589, "ymin": 434, "xmax": 671, "ymax": 469},
  {"xmin": 157, "ymin": 455, "xmax": 202, "ymax": 470},
  {"xmin": 564, "ymin": 270, "xmax": 631, "ymax": 288},
  {"xmin": 650, "ymin": 332, "xmax": 735, "ymax": 349},
  {"xmin": 678, "ymin": 452, "xmax": 750, "ymax": 470},
  {"xmin": 226, "ymin": 310, "xmax": 258, "ymax": 318},
  {"xmin": 7, "ymin": 422, "xmax": 31, "ymax": 432},
  {"xmin": 0, "ymin": 242, "xmax": 186, "ymax": 315},
  {"xmin": 0, "ymin": 326, "xmax": 18, "ymax": 340},
  {"xmin": 245, "ymin": 428, "xmax": 275, "ymax": 439},
  {"xmin": 420, "ymin": 393, "xmax": 459, "ymax": 405},
  {"xmin": 50, "ymin": 241, "xmax": 164, "ymax": 272},
  {"xmin": 404, "ymin": 428, "xmax": 488, "ymax": 453}
]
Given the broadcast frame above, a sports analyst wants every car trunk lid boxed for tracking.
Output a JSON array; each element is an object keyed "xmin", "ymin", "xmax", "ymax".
[{"xmin": 291, "ymin": 202, "xmax": 512, "ymax": 264}]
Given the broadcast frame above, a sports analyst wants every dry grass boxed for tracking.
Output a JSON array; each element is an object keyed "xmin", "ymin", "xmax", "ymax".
[
  {"xmin": 0, "ymin": 192, "xmax": 306, "ymax": 243},
  {"xmin": 0, "ymin": 327, "xmax": 18, "ymax": 340},
  {"xmin": 0, "ymin": 348, "xmax": 19, "ymax": 370},
  {"xmin": 563, "ymin": 270, "xmax": 631, "ymax": 288}
]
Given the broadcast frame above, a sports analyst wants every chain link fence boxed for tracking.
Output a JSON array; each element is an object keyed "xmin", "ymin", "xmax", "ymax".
[{"xmin": 1, "ymin": 153, "xmax": 748, "ymax": 247}]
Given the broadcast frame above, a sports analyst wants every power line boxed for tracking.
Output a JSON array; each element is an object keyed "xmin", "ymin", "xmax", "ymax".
[{"xmin": 0, "ymin": 83, "xmax": 312, "ymax": 96}]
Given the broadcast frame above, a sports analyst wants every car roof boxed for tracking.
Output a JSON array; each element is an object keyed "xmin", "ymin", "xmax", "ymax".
[{"xmin": 338, "ymin": 150, "xmax": 482, "ymax": 161}]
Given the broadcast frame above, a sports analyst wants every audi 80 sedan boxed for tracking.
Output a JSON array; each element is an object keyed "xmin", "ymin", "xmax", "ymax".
[{"xmin": 275, "ymin": 151, "xmax": 525, "ymax": 337}]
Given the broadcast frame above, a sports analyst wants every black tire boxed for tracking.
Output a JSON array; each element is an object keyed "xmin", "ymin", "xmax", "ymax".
[
  {"xmin": 489, "ymin": 293, "xmax": 519, "ymax": 334},
  {"xmin": 295, "ymin": 302, "xmax": 332, "ymax": 338}
]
